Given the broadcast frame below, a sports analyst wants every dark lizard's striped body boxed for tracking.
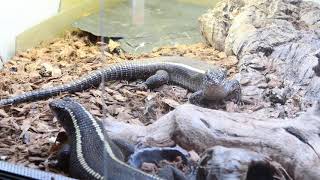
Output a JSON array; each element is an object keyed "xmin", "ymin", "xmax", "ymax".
[
  {"xmin": 49, "ymin": 98, "xmax": 163, "ymax": 180},
  {"xmin": 0, "ymin": 56, "xmax": 241, "ymax": 106}
]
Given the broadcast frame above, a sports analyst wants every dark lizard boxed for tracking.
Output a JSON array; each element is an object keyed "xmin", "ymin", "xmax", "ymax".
[
  {"xmin": 49, "ymin": 98, "xmax": 167, "ymax": 180},
  {"xmin": 0, "ymin": 56, "xmax": 241, "ymax": 106}
]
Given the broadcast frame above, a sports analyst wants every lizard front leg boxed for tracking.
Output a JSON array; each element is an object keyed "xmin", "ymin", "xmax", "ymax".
[
  {"xmin": 224, "ymin": 79, "xmax": 242, "ymax": 104},
  {"xmin": 189, "ymin": 90, "xmax": 205, "ymax": 105},
  {"xmin": 145, "ymin": 70, "xmax": 170, "ymax": 88},
  {"xmin": 138, "ymin": 70, "xmax": 170, "ymax": 90}
]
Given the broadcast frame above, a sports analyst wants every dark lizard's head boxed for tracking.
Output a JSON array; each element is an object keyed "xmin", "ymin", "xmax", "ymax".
[{"xmin": 49, "ymin": 98, "xmax": 81, "ymax": 134}]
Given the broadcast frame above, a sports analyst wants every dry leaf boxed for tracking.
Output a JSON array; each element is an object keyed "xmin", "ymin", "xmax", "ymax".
[
  {"xmin": 113, "ymin": 94, "xmax": 127, "ymax": 102},
  {"xmin": 162, "ymin": 98, "xmax": 180, "ymax": 108}
]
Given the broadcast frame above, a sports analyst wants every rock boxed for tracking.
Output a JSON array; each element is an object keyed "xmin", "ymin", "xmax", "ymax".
[
  {"xmin": 199, "ymin": 0, "xmax": 320, "ymax": 116},
  {"xmin": 198, "ymin": 0, "xmax": 245, "ymax": 51}
]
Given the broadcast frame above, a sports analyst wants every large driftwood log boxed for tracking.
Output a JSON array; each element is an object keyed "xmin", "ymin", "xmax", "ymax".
[
  {"xmin": 105, "ymin": 102, "xmax": 320, "ymax": 180},
  {"xmin": 199, "ymin": 0, "xmax": 320, "ymax": 118}
]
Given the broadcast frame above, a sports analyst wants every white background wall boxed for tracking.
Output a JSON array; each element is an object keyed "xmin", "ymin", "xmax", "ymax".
[{"xmin": 0, "ymin": 0, "xmax": 60, "ymax": 63}]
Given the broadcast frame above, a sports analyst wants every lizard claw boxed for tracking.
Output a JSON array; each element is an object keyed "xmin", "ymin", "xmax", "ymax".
[{"xmin": 234, "ymin": 96, "xmax": 244, "ymax": 106}]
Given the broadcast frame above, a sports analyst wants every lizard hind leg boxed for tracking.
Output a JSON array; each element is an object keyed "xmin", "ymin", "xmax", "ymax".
[
  {"xmin": 111, "ymin": 138, "xmax": 135, "ymax": 162},
  {"xmin": 144, "ymin": 70, "xmax": 170, "ymax": 89}
]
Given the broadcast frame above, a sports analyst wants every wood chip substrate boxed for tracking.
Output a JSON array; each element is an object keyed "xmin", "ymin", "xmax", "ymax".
[{"xmin": 0, "ymin": 31, "xmax": 239, "ymax": 175}]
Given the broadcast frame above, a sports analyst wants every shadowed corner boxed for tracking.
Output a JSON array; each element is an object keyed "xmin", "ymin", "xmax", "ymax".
[
  {"xmin": 309, "ymin": 49, "xmax": 320, "ymax": 117},
  {"xmin": 309, "ymin": 98, "xmax": 320, "ymax": 117},
  {"xmin": 246, "ymin": 161, "xmax": 279, "ymax": 180},
  {"xmin": 313, "ymin": 51, "xmax": 320, "ymax": 77}
]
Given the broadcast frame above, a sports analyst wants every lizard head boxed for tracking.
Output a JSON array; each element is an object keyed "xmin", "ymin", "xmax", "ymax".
[
  {"xmin": 49, "ymin": 98, "xmax": 79, "ymax": 134},
  {"xmin": 203, "ymin": 68, "xmax": 227, "ymax": 87},
  {"xmin": 201, "ymin": 68, "xmax": 228, "ymax": 99}
]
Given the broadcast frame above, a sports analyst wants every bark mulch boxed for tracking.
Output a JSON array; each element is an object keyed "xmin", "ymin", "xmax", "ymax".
[{"xmin": 0, "ymin": 31, "xmax": 240, "ymax": 175}]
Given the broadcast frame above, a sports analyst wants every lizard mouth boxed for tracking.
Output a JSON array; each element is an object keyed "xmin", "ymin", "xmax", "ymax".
[{"xmin": 49, "ymin": 98, "xmax": 76, "ymax": 130}]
